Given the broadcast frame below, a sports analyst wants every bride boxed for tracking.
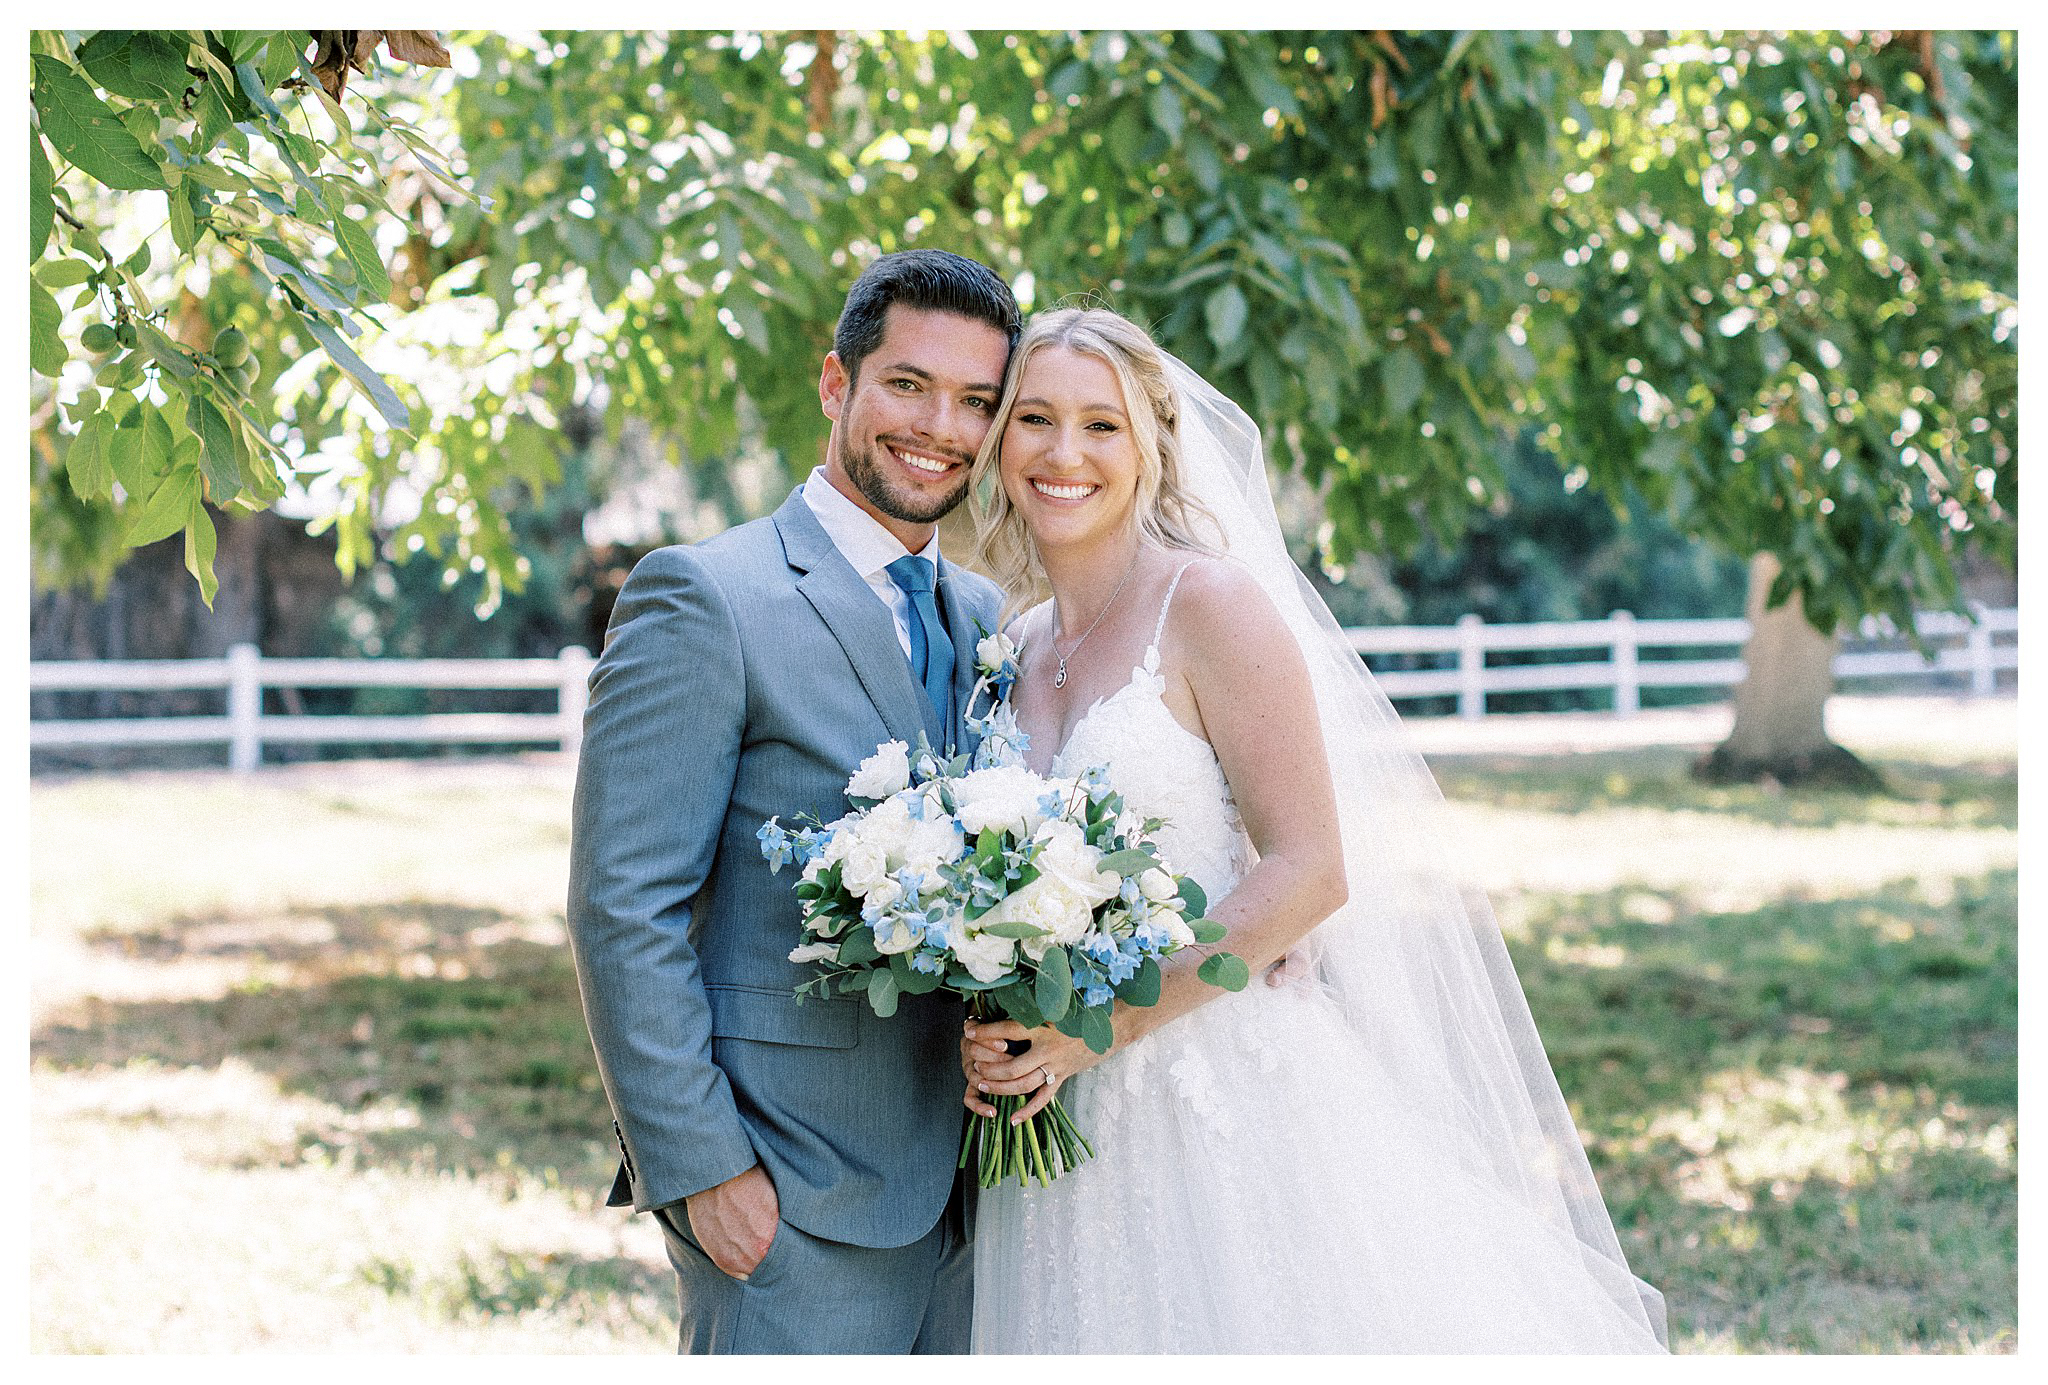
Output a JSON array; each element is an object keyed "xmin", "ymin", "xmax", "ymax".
[{"xmin": 957, "ymin": 307, "xmax": 1669, "ymax": 1354}]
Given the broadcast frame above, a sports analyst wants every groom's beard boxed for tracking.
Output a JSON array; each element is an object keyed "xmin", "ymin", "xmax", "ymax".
[{"xmin": 837, "ymin": 433, "xmax": 973, "ymax": 526}]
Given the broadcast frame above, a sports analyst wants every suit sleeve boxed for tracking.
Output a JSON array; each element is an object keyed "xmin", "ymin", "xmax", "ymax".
[{"xmin": 566, "ymin": 545, "xmax": 759, "ymax": 1211}]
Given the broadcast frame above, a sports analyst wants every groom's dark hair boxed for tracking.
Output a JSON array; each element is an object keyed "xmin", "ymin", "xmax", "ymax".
[{"xmin": 834, "ymin": 249, "xmax": 1022, "ymax": 385}]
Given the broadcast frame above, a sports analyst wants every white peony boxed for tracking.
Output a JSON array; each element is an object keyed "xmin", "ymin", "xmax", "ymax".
[
  {"xmin": 953, "ymin": 927, "xmax": 1019, "ymax": 983},
  {"xmin": 847, "ymin": 740, "xmax": 912, "ymax": 799},
  {"xmin": 951, "ymin": 764, "xmax": 1052, "ymax": 838},
  {"xmin": 993, "ymin": 875, "xmax": 1096, "ymax": 958},
  {"xmin": 1139, "ymin": 867, "xmax": 1179, "ymax": 903},
  {"xmin": 900, "ymin": 816, "xmax": 967, "ymax": 875},
  {"xmin": 1033, "ymin": 819, "xmax": 1122, "ymax": 906},
  {"xmin": 856, "ymin": 795, "xmax": 917, "ymax": 862}
]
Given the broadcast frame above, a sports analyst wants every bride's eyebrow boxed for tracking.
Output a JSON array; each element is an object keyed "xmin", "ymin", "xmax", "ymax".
[{"xmin": 1014, "ymin": 396, "xmax": 1128, "ymax": 418}]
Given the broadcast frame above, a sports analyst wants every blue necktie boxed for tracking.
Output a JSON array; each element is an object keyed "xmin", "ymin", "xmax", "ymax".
[{"xmin": 885, "ymin": 555, "xmax": 954, "ymax": 726}]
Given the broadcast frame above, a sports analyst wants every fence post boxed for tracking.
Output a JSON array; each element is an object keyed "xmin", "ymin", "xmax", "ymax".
[
  {"xmin": 1456, "ymin": 613, "xmax": 1485, "ymax": 720},
  {"xmin": 1611, "ymin": 609, "xmax": 1640, "ymax": 718},
  {"xmin": 1965, "ymin": 602, "xmax": 1995, "ymax": 696},
  {"xmin": 558, "ymin": 646, "xmax": 594, "ymax": 755},
  {"xmin": 226, "ymin": 643, "xmax": 262, "ymax": 773}
]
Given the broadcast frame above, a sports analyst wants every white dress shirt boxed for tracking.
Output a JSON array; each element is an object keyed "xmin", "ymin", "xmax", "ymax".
[{"xmin": 800, "ymin": 467, "xmax": 941, "ymax": 661}]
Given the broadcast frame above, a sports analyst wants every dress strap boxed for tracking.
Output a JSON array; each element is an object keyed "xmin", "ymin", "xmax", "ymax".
[{"xmin": 1149, "ymin": 560, "xmax": 1199, "ymax": 651}]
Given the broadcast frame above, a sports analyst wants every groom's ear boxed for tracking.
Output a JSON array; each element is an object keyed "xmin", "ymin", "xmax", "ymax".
[{"xmin": 819, "ymin": 351, "xmax": 850, "ymax": 423}]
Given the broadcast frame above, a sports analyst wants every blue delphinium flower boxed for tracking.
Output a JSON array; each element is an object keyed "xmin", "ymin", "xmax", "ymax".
[
  {"xmin": 909, "ymin": 949, "xmax": 947, "ymax": 976},
  {"xmin": 757, "ymin": 819, "xmax": 792, "ymax": 873},
  {"xmin": 1036, "ymin": 789, "xmax": 1070, "ymax": 822},
  {"xmin": 790, "ymin": 827, "xmax": 824, "ymax": 868},
  {"xmin": 1078, "ymin": 977, "xmax": 1115, "ymax": 1008}
]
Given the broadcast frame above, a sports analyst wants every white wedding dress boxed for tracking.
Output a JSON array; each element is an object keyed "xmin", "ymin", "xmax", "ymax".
[{"xmin": 970, "ymin": 584, "xmax": 1667, "ymax": 1353}]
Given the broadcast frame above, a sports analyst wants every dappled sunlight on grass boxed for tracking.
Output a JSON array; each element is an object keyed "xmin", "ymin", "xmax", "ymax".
[{"xmin": 30, "ymin": 742, "xmax": 2013, "ymax": 1352}]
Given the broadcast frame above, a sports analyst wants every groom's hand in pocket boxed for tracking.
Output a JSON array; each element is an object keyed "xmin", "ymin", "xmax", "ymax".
[{"xmin": 683, "ymin": 1163, "xmax": 780, "ymax": 1279}]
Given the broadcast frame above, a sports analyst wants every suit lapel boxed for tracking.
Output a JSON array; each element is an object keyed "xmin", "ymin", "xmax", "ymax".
[
  {"xmin": 936, "ymin": 558, "xmax": 988, "ymax": 754},
  {"xmin": 774, "ymin": 491, "xmax": 928, "ymax": 753}
]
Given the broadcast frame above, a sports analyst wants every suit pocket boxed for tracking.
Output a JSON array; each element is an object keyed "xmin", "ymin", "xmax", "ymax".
[{"xmin": 706, "ymin": 983, "xmax": 858, "ymax": 1050}]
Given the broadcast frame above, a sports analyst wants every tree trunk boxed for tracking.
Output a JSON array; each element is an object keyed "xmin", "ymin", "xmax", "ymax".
[{"xmin": 1694, "ymin": 552, "xmax": 1886, "ymax": 790}]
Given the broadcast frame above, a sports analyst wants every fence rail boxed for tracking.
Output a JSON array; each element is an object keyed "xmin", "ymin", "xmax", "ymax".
[{"xmin": 29, "ymin": 606, "xmax": 2017, "ymax": 770}]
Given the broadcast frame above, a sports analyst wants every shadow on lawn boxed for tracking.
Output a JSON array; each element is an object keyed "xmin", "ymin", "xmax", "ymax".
[
  {"xmin": 1513, "ymin": 867, "xmax": 2017, "ymax": 1352},
  {"xmin": 31, "ymin": 864, "xmax": 2018, "ymax": 1352},
  {"xmin": 1431, "ymin": 747, "xmax": 2018, "ymax": 832}
]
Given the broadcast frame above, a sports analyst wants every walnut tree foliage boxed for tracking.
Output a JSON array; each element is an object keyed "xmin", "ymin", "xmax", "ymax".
[{"xmin": 30, "ymin": 30, "xmax": 2014, "ymax": 633}]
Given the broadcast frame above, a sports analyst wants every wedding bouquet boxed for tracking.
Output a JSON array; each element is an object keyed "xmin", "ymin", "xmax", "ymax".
[{"xmin": 759, "ymin": 633, "xmax": 1247, "ymax": 1187}]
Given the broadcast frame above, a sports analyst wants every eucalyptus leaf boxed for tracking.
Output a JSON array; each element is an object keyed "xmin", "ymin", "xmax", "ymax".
[
  {"xmin": 1034, "ymin": 947, "xmax": 1072, "ymax": 1023},
  {"xmin": 867, "ymin": 967, "xmax": 900, "ymax": 1019},
  {"xmin": 1197, "ymin": 952, "xmax": 1251, "ymax": 993}
]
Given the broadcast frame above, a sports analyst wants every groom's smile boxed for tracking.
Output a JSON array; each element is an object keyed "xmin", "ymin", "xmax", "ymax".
[{"xmin": 819, "ymin": 304, "xmax": 1011, "ymax": 548}]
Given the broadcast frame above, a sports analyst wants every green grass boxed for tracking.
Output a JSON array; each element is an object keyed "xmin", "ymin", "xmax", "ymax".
[{"xmin": 30, "ymin": 746, "xmax": 2016, "ymax": 1352}]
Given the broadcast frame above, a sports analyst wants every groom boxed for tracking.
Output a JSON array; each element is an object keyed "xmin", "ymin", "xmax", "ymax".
[{"xmin": 566, "ymin": 249, "xmax": 1019, "ymax": 1353}]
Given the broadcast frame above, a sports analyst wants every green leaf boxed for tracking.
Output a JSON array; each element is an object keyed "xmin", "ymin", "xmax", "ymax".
[
  {"xmin": 30, "ymin": 130, "xmax": 55, "ymax": 262},
  {"xmin": 301, "ymin": 315, "xmax": 413, "ymax": 429},
  {"xmin": 993, "ymin": 980, "xmax": 1046, "ymax": 1030},
  {"xmin": 1149, "ymin": 82, "xmax": 1185, "ymax": 144},
  {"xmin": 892, "ymin": 952, "xmax": 943, "ymax": 995},
  {"xmin": 1096, "ymin": 848, "xmax": 1160, "ymax": 875},
  {"xmin": 29, "ymin": 282, "xmax": 66, "ymax": 378},
  {"xmin": 835, "ymin": 927, "xmax": 880, "ymax": 965},
  {"xmin": 1115, "ymin": 956, "xmax": 1163, "ymax": 1008},
  {"xmin": 1034, "ymin": 947, "xmax": 1072, "ymax": 1023},
  {"xmin": 234, "ymin": 61, "xmax": 284, "ymax": 119},
  {"xmin": 1205, "ymin": 281, "xmax": 1248, "ymax": 351},
  {"xmin": 119, "ymin": 403, "xmax": 175, "ymax": 497},
  {"xmin": 1382, "ymin": 348, "xmax": 1425, "ymax": 416},
  {"xmin": 1076, "ymin": 1002, "xmax": 1115, "ymax": 1054},
  {"xmin": 133, "ymin": 322, "xmax": 198, "ymax": 379},
  {"xmin": 184, "ymin": 502, "xmax": 219, "ymax": 608},
  {"xmin": 123, "ymin": 463, "xmax": 200, "ymax": 547},
  {"xmin": 65, "ymin": 411, "xmax": 115, "ymax": 501},
  {"xmin": 867, "ymin": 967, "xmax": 900, "ymax": 1019},
  {"xmin": 77, "ymin": 30, "xmax": 192, "ymax": 102},
  {"xmin": 169, "ymin": 183, "xmax": 201, "ymax": 252},
  {"xmin": 188, "ymin": 395, "xmax": 243, "ymax": 503},
  {"xmin": 107, "ymin": 407, "xmax": 148, "ymax": 496},
  {"xmin": 30, "ymin": 54, "xmax": 167, "ymax": 192},
  {"xmin": 1198, "ymin": 952, "xmax": 1251, "ymax": 992},
  {"xmin": 1176, "ymin": 877, "xmax": 1208, "ymax": 918},
  {"xmin": 323, "ymin": 201, "xmax": 390, "ymax": 305},
  {"xmin": 35, "ymin": 257, "xmax": 93, "ymax": 288},
  {"xmin": 1190, "ymin": 918, "xmax": 1227, "ymax": 945},
  {"xmin": 980, "ymin": 920, "xmax": 1048, "ymax": 941}
]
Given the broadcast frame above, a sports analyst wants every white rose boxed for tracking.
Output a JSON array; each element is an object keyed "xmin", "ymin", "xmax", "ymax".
[
  {"xmin": 1033, "ymin": 819, "xmax": 1122, "ymax": 906},
  {"xmin": 951, "ymin": 765, "xmax": 1051, "ymax": 839},
  {"xmin": 1139, "ymin": 867, "xmax": 1179, "ymax": 903},
  {"xmin": 788, "ymin": 940, "xmax": 839, "ymax": 964},
  {"xmin": 977, "ymin": 631, "xmax": 1019, "ymax": 671},
  {"xmin": 840, "ymin": 839, "xmax": 891, "ymax": 897},
  {"xmin": 847, "ymin": 740, "xmax": 911, "ymax": 799},
  {"xmin": 858, "ymin": 874, "xmax": 905, "ymax": 914},
  {"xmin": 953, "ymin": 928, "xmax": 1018, "ymax": 984},
  {"xmin": 1163, "ymin": 912, "xmax": 1198, "ymax": 949}
]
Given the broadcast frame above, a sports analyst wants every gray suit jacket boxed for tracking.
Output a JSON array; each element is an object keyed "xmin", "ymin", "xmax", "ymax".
[{"xmin": 567, "ymin": 487, "xmax": 1000, "ymax": 1249}]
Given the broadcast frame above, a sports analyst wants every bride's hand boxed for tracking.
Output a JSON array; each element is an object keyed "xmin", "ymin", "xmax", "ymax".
[{"xmin": 960, "ymin": 1018, "xmax": 1108, "ymax": 1123}]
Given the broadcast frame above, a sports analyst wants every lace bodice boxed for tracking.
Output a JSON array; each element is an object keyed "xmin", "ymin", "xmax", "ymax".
[{"xmin": 1052, "ymin": 645, "xmax": 1253, "ymax": 908}]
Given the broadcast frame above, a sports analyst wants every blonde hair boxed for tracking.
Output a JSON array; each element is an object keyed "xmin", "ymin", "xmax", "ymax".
[{"xmin": 969, "ymin": 307, "xmax": 1222, "ymax": 623}]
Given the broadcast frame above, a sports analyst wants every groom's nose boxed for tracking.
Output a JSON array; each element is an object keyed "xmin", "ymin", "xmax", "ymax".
[{"xmin": 912, "ymin": 395, "xmax": 982, "ymax": 455}]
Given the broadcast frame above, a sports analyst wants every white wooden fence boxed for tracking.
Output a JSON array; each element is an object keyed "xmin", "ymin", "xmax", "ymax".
[
  {"xmin": 1350, "ymin": 605, "xmax": 2018, "ymax": 719},
  {"xmin": 28, "ymin": 607, "xmax": 2016, "ymax": 771}
]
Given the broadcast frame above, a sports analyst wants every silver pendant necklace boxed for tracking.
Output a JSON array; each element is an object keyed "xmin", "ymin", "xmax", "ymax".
[{"xmin": 1051, "ymin": 548, "xmax": 1141, "ymax": 690}]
